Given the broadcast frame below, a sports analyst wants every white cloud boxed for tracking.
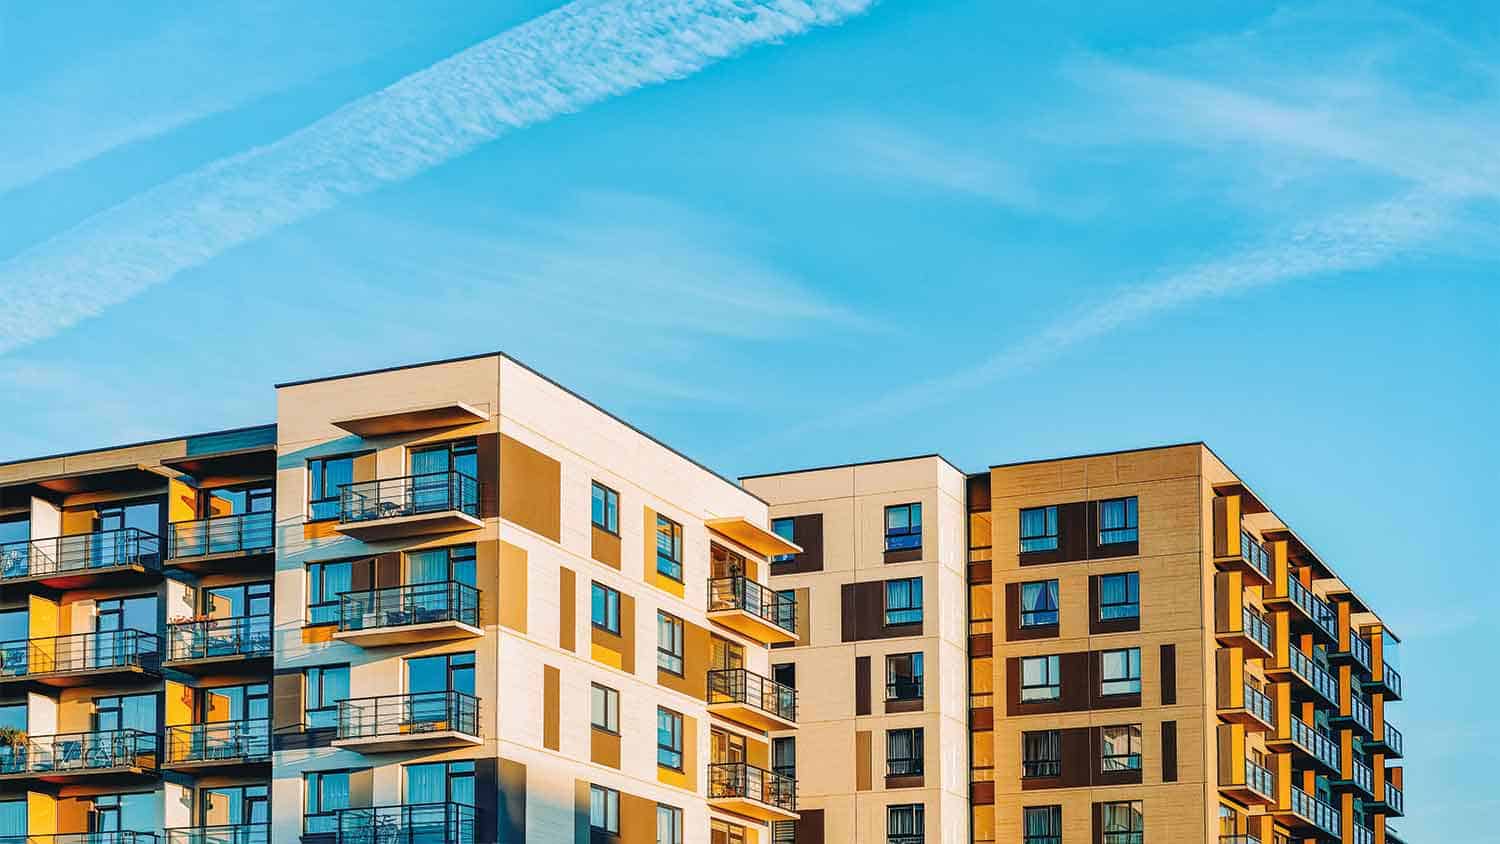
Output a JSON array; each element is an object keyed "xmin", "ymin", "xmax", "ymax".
[
  {"xmin": 834, "ymin": 120, "xmax": 1045, "ymax": 210},
  {"xmin": 0, "ymin": 0, "xmax": 876, "ymax": 355}
]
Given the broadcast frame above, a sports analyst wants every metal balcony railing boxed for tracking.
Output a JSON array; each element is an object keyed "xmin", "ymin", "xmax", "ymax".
[
  {"xmin": 167, "ymin": 616, "xmax": 271, "ymax": 662},
  {"xmin": 1244, "ymin": 682, "xmax": 1275, "ymax": 726},
  {"xmin": 1350, "ymin": 693, "xmax": 1373, "ymax": 734},
  {"xmin": 1244, "ymin": 757, "xmax": 1276, "ymax": 799},
  {"xmin": 1239, "ymin": 529, "xmax": 1273, "ymax": 580},
  {"xmin": 1384, "ymin": 662, "xmax": 1403, "ymax": 698},
  {"xmin": 0, "ymin": 527, "xmax": 160, "ymax": 581},
  {"xmin": 164, "ymin": 824, "xmax": 270, "ymax": 844},
  {"xmin": 9, "ymin": 835, "xmax": 160, "ymax": 844},
  {"xmin": 338, "ymin": 581, "xmax": 479, "ymax": 632},
  {"xmin": 707, "ymin": 668, "xmax": 798, "ymax": 723},
  {"xmin": 1218, "ymin": 837, "xmax": 1261, "ymax": 844},
  {"xmin": 336, "ymin": 691, "xmax": 479, "ymax": 741},
  {"xmin": 1243, "ymin": 606, "xmax": 1273, "ymax": 651},
  {"xmin": 0, "ymin": 728, "xmax": 158, "ymax": 775},
  {"xmin": 1351, "ymin": 824, "xmax": 1374, "ymax": 844},
  {"xmin": 1289, "ymin": 715, "xmax": 1341, "ymax": 771},
  {"xmin": 709, "ymin": 761, "xmax": 797, "ymax": 812},
  {"xmin": 164, "ymin": 719, "xmax": 270, "ymax": 765},
  {"xmin": 1385, "ymin": 780, "xmax": 1405, "ymax": 814},
  {"xmin": 167, "ymin": 512, "xmax": 273, "ymax": 560},
  {"xmin": 1289, "ymin": 786, "xmax": 1341, "ymax": 837},
  {"xmin": 1285, "ymin": 577, "xmax": 1339, "ymax": 641},
  {"xmin": 0, "ymin": 629, "xmax": 160, "ymax": 679},
  {"xmin": 707, "ymin": 576, "xmax": 796, "ymax": 635},
  {"xmin": 338, "ymin": 471, "xmax": 479, "ymax": 524},
  {"xmin": 1350, "ymin": 756, "xmax": 1374, "ymax": 796},
  {"xmin": 330, "ymin": 803, "xmax": 476, "ymax": 844},
  {"xmin": 1385, "ymin": 720, "xmax": 1404, "ymax": 756},
  {"xmin": 1288, "ymin": 648, "xmax": 1339, "ymax": 705},
  {"xmin": 1348, "ymin": 633, "xmax": 1372, "ymax": 673}
]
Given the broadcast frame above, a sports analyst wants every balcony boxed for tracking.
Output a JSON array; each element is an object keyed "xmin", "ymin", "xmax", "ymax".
[
  {"xmin": 1266, "ymin": 576, "xmax": 1338, "ymax": 644},
  {"xmin": 1217, "ymin": 605, "xmax": 1274, "ymax": 658},
  {"xmin": 707, "ymin": 668, "xmax": 798, "ymax": 731},
  {"xmin": 708, "ymin": 761, "xmax": 798, "ymax": 822},
  {"xmin": 332, "ymin": 691, "xmax": 481, "ymax": 753},
  {"xmin": 0, "ymin": 728, "xmax": 158, "ymax": 783},
  {"xmin": 1219, "ymin": 680, "xmax": 1277, "ymax": 732},
  {"xmin": 1221, "ymin": 757, "xmax": 1277, "ymax": 806},
  {"xmin": 164, "ymin": 616, "xmax": 271, "ymax": 674},
  {"xmin": 1331, "ymin": 631, "xmax": 1373, "ymax": 676},
  {"xmin": 0, "ymin": 527, "xmax": 161, "ymax": 589},
  {"xmin": 1269, "ymin": 647, "xmax": 1339, "ymax": 708},
  {"xmin": 1270, "ymin": 715, "xmax": 1341, "ymax": 775},
  {"xmin": 326, "ymin": 803, "xmax": 476, "ymax": 844},
  {"xmin": 332, "ymin": 471, "xmax": 481, "ymax": 541},
  {"xmin": 162, "ymin": 719, "xmax": 270, "ymax": 773},
  {"xmin": 706, "ymin": 576, "xmax": 797, "ymax": 644},
  {"xmin": 0, "ymin": 630, "xmax": 160, "ymax": 687},
  {"xmin": 1371, "ymin": 719, "xmax": 1404, "ymax": 759},
  {"xmin": 1218, "ymin": 838, "xmax": 1261, "ymax": 844},
  {"xmin": 164, "ymin": 824, "xmax": 270, "ymax": 844},
  {"xmin": 18, "ymin": 835, "xmax": 160, "ymax": 844},
  {"xmin": 1280, "ymin": 786, "xmax": 1341, "ymax": 838},
  {"xmin": 333, "ymin": 581, "xmax": 481, "ymax": 648},
  {"xmin": 165, "ymin": 511, "xmax": 274, "ymax": 573},
  {"xmin": 1332, "ymin": 692, "xmax": 1374, "ymax": 738},
  {"xmin": 1216, "ymin": 527, "xmax": 1274, "ymax": 585},
  {"xmin": 1387, "ymin": 826, "xmax": 1407, "ymax": 844},
  {"xmin": 1378, "ymin": 662, "xmax": 1404, "ymax": 701},
  {"xmin": 1351, "ymin": 824, "xmax": 1374, "ymax": 844},
  {"xmin": 1373, "ymin": 780, "xmax": 1405, "ymax": 817}
]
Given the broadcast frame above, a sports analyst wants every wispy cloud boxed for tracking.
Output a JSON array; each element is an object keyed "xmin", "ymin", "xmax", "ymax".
[
  {"xmin": 831, "ymin": 120, "xmax": 1047, "ymax": 210},
  {"xmin": 0, "ymin": 0, "xmax": 876, "ymax": 355}
]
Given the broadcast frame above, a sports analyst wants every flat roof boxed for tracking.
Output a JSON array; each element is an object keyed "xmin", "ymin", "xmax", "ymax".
[
  {"xmin": 740, "ymin": 452, "xmax": 967, "ymax": 481},
  {"xmin": 986, "ymin": 440, "xmax": 1207, "ymax": 470},
  {"xmin": 0, "ymin": 423, "xmax": 277, "ymax": 470}
]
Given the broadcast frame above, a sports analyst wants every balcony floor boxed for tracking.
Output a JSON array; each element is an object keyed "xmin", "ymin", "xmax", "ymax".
[
  {"xmin": 332, "ymin": 510, "xmax": 483, "ymax": 541},
  {"xmin": 332, "ymin": 729, "xmax": 482, "ymax": 754},
  {"xmin": 707, "ymin": 701, "xmax": 797, "ymax": 733},
  {"xmin": 333, "ymin": 619, "xmax": 483, "ymax": 648},
  {"xmin": 705, "ymin": 608, "xmax": 797, "ymax": 645},
  {"xmin": 707, "ymin": 795, "xmax": 799, "ymax": 823},
  {"xmin": 164, "ymin": 547, "xmax": 273, "ymax": 575}
]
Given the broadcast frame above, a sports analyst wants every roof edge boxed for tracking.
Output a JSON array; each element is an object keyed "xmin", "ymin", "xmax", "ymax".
[
  {"xmin": 741, "ymin": 452, "xmax": 966, "ymax": 481},
  {"xmin": 0, "ymin": 423, "xmax": 277, "ymax": 470}
]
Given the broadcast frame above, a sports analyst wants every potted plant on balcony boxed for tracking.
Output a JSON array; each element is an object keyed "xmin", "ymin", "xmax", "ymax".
[{"xmin": 0, "ymin": 727, "xmax": 26, "ymax": 750}]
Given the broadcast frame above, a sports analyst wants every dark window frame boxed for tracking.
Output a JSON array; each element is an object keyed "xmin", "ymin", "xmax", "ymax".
[
  {"xmin": 656, "ymin": 707, "xmax": 684, "ymax": 771},
  {"xmin": 1020, "ymin": 655, "xmax": 1061, "ymax": 702},
  {"xmin": 885, "ymin": 727, "xmax": 924, "ymax": 777},
  {"xmin": 589, "ymin": 784, "xmax": 620, "ymax": 835},
  {"xmin": 1019, "ymin": 505, "xmax": 1059, "ymax": 552},
  {"xmin": 886, "ymin": 802, "xmax": 925, "ymax": 843},
  {"xmin": 1100, "ymin": 800, "xmax": 1144, "ymax": 844},
  {"xmin": 1100, "ymin": 724, "xmax": 1143, "ymax": 772},
  {"xmin": 1021, "ymin": 730, "xmax": 1061, "ymax": 778},
  {"xmin": 770, "ymin": 517, "xmax": 796, "ymax": 563},
  {"xmin": 306, "ymin": 454, "xmax": 358, "ymax": 522},
  {"xmin": 591, "ymin": 582, "xmax": 621, "ymax": 635},
  {"xmin": 304, "ymin": 664, "xmax": 350, "ymax": 730},
  {"xmin": 884, "ymin": 503, "xmax": 923, "ymax": 552},
  {"xmin": 1097, "ymin": 497, "xmax": 1139, "ymax": 546},
  {"xmin": 305, "ymin": 557, "xmax": 373, "ymax": 626},
  {"xmin": 591, "ymin": 482, "xmax": 620, "ymax": 536},
  {"xmin": 885, "ymin": 652, "xmax": 924, "ymax": 701},
  {"xmin": 1100, "ymin": 648, "xmax": 1142, "ymax": 697},
  {"xmin": 655, "ymin": 514, "xmax": 684, "ymax": 582},
  {"xmin": 657, "ymin": 611, "xmax": 684, "ymax": 676},
  {"xmin": 1098, "ymin": 572, "xmax": 1140, "ymax": 621},
  {"xmin": 884, "ymin": 577, "xmax": 923, "ymax": 627},
  {"xmin": 1019, "ymin": 579, "xmax": 1059, "ymax": 628},
  {"xmin": 590, "ymin": 683, "xmax": 619, "ymax": 734},
  {"xmin": 1022, "ymin": 805, "xmax": 1062, "ymax": 844}
]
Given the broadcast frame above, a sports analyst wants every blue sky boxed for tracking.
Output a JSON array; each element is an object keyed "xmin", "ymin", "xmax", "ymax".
[{"xmin": 1, "ymin": 1, "xmax": 1495, "ymax": 836}]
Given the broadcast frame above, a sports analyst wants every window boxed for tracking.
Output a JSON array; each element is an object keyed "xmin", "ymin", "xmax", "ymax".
[
  {"xmin": 772, "ymin": 663, "xmax": 796, "ymax": 689},
  {"xmin": 1098, "ymin": 497, "xmax": 1138, "ymax": 545},
  {"xmin": 885, "ymin": 503, "xmax": 922, "ymax": 551},
  {"xmin": 306, "ymin": 559, "xmax": 370, "ymax": 625},
  {"xmin": 657, "ymin": 708, "xmax": 684, "ymax": 770},
  {"xmin": 1020, "ymin": 655, "xmax": 1061, "ymax": 702},
  {"xmin": 1100, "ymin": 801, "xmax": 1143, "ymax": 844},
  {"xmin": 655, "ymin": 515, "xmax": 684, "ymax": 581},
  {"xmin": 1019, "ymin": 506, "xmax": 1059, "ymax": 552},
  {"xmin": 403, "ymin": 760, "xmax": 475, "ymax": 809},
  {"xmin": 304, "ymin": 665, "xmax": 349, "ymax": 730},
  {"xmin": 406, "ymin": 543, "xmax": 477, "ymax": 586},
  {"xmin": 590, "ymin": 684, "xmax": 619, "ymax": 733},
  {"xmin": 884, "ymin": 577, "xmax": 923, "ymax": 626},
  {"xmin": 589, "ymin": 785, "xmax": 620, "ymax": 835},
  {"xmin": 1101, "ymin": 725, "xmax": 1143, "ymax": 771},
  {"xmin": 1020, "ymin": 580, "xmax": 1059, "ymax": 627},
  {"xmin": 1098, "ymin": 573, "xmax": 1139, "ymax": 620},
  {"xmin": 712, "ymin": 820, "xmax": 747, "ymax": 844},
  {"xmin": 770, "ymin": 517, "xmax": 795, "ymax": 563},
  {"xmin": 591, "ymin": 482, "xmax": 620, "ymax": 535},
  {"xmin": 304, "ymin": 770, "xmax": 352, "ymax": 833},
  {"xmin": 771, "ymin": 821, "xmax": 797, "ymax": 844},
  {"xmin": 657, "ymin": 612, "xmax": 684, "ymax": 675},
  {"xmin": 656, "ymin": 804, "xmax": 683, "ymax": 844},
  {"xmin": 307, "ymin": 456, "xmax": 354, "ymax": 521},
  {"xmin": 772, "ymin": 736, "xmax": 796, "ymax": 779},
  {"xmin": 886, "ymin": 652, "xmax": 924, "ymax": 701},
  {"xmin": 1021, "ymin": 730, "xmax": 1061, "ymax": 778},
  {"xmin": 591, "ymin": 582, "xmax": 620, "ymax": 635},
  {"xmin": 886, "ymin": 727, "xmax": 924, "ymax": 777},
  {"xmin": 1100, "ymin": 648, "xmax": 1142, "ymax": 696},
  {"xmin": 1023, "ymin": 806, "xmax": 1062, "ymax": 844},
  {"xmin": 775, "ymin": 588, "xmax": 797, "ymax": 633},
  {"xmin": 887, "ymin": 803, "xmax": 924, "ymax": 843}
]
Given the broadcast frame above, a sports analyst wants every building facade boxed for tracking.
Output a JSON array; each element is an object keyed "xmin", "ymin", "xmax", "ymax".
[{"xmin": 0, "ymin": 354, "xmax": 1406, "ymax": 844}]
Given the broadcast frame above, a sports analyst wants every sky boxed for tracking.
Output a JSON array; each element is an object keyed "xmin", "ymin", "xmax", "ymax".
[{"xmin": 0, "ymin": 0, "xmax": 1495, "ymax": 837}]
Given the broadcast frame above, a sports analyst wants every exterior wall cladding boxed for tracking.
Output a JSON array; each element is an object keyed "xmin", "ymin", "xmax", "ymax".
[{"xmin": 0, "ymin": 353, "xmax": 1407, "ymax": 844}]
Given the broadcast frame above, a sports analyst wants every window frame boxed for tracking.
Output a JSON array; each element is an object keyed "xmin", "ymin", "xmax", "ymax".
[
  {"xmin": 1100, "ymin": 800, "xmax": 1144, "ymax": 844},
  {"xmin": 305, "ymin": 558, "xmax": 372, "ymax": 626},
  {"xmin": 883, "ymin": 577, "xmax": 924, "ymax": 627},
  {"xmin": 1022, "ymin": 805, "xmax": 1063, "ymax": 844},
  {"xmin": 1099, "ymin": 648, "xmax": 1143, "ymax": 697},
  {"xmin": 884, "ymin": 503, "xmax": 923, "ymax": 551},
  {"xmin": 303, "ymin": 769, "xmax": 355, "ymax": 833},
  {"xmin": 591, "ymin": 582, "xmax": 621, "ymax": 635},
  {"xmin": 1097, "ymin": 497, "xmax": 1139, "ymax": 545},
  {"xmin": 770, "ymin": 517, "xmax": 796, "ymax": 563},
  {"xmin": 590, "ymin": 683, "xmax": 619, "ymax": 734},
  {"xmin": 656, "ymin": 707, "xmax": 684, "ymax": 771},
  {"xmin": 886, "ymin": 802, "xmax": 925, "ymax": 843},
  {"xmin": 1020, "ymin": 655, "xmax": 1061, "ymax": 702},
  {"xmin": 1100, "ymin": 724, "xmax": 1143, "ymax": 772},
  {"xmin": 656, "ymin": 804, "xmax": 684, "ymax": 844},
  {"xmin": 656, "ymin": 612, "xmax": 684, "ymax": 676},
  {"xmin": 885, "ymin": 652, "xmax": 924, "ymax": 701},
  {"xmin": 772, "ymin": 735, "xmax": 796, "ymax": 780},
  {"xmin": 589, "ymin": 784, "xmax": 620, "ymax": 835},
  {"xmin": 1019, "ymin": 505, "xmax": 1059, "ymax": 552},
  {"xmin": 591, "ymin": 482, "xmax": 620, "ymax": 536},
  {"xmin": 885, "ymin": 726, "xmax": 924, "ymax": 777},
  {"xmin": 304, "ymin": 664, "xmax": 350, "ymax": 730},
  {"xmin": 1021, "ymin": 729, "xmax": 1061, "ymax": 778},
  {"xmin": 1019, "ymin": 579, "xmax": 1060, "ymax": 628},
  {"xmin": 655, "ymin": 514, "xmax": 684, "ymax": 582},
  {"xmin": 306, "ymin": 455, "xmax": 356, "ymax": 521},
  {"xmin": 1097, "ymin": 572, "xmax": 1140, "ymax": 621}
]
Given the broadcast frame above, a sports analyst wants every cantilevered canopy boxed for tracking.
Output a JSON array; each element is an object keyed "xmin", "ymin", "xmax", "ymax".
[
  {"xmin": 161, "ymin": 445, "xmax": 276, "ymax": 479},
  {"xmin": 706, "ymin": 516, "xmax": 800, "ymax": 557},
  {"xmin": 0, "ymin": 463, "xmax": 170, "ymax": 506},
  {"xmin": 331, "ymin": 401, "xmax": 488, "ymax": 437},
  {"xmin": 1212, "ymin": 481, "xmax": 1270, "ymax": 515}
]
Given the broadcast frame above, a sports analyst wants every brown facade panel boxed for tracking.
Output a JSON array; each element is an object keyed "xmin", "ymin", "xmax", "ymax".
[
  {"xmin": 498, "ymin": 541, "xmax": 528, "ymax": 633},
  {"xmin": 840, "ymin": 579, "xmax": 923, "ymax": 642},
  {"xmin": 474, "ymin": 432, "xmax": 500, "ymax": 518},
  {"xmin": 1007, "ymin": 652, "xmax": 1091, "ymax": 717},
  {"xmin": 559, "ymin": 566, "xmax": 576, "ymax": 652},
  {"xmin": 855, "ymin": 656, "xmax": 872, "ymax": 716},
  {"xmin": 970, "ymin": 633, "xmax": 993, "ymax": 658},
  {"xmin": 499, "ymin": 434, "xmax": 561, "ymax": 541},
  {"xmin": 1015, "ymin": 498, "xmax": 1138, "ymax": 565},
  {"xmin": 591, "ymin": 524, "xmax": 622, "ymax": 569},
  {"xmin": 855, "ymin": 730, "xmax": 873, "ymax": 791},
  {"xmin": 793, "ymin": 808, "xmax": 825, "ymax": 844},
  {"xmin": 771, "ymin": 513, "xmax": 825, "ymax": 575},
  {"xmin": 1161, "ymin": 720, "xmax": 1178, "ymax": 782},
  {"xmin": 1160, "ymin": 644, "xmax": 1177, "ymax": 705},
  {"xmin": 971, "ymin": 706, "xmax": 994, "ymax": 730},
  {"xmin": 543, "ymin": 666, "xmax": 560, "ymax": 751},
  {"xmin": 1089, "ymin": 573, "xmax": 1141, "ymax": 634},
  {"xmin": 1005, "ymin": 581, "xmax": 1059, "ymax": 641},
  {"xmin": 272, "ymin": 671, "xmax": 302, "ymax": 732},
  {"xmin": 883, "ymin": 546, "xmax": 922, "ymax": 564},
  {"xmin": 971, "ymin": 781, "xmax": 995, "ymax": 805}
]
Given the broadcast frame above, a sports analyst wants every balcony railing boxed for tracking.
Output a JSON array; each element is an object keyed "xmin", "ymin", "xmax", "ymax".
[
  {"xmin": 338, "ymin": 581, "xmax": 479, "ymax": 632},
  {"xmin": 1348, "ymin": 633, "xmax": 1372, "ymax": 673},
  {"xmin": 336, "ymin": 691, "xmax": 479, "ymax": 741},
  {"xmin": 167, "ymin": 512, "xmax": 273, "ymax": 560},
  {"xmin": 709, "ymin": 761, "xmax": 797, "ymax": 812},
  {"xmin": 1289, "ymin": 786, "xmax": 1341, "ymax": 837},
  {"xmin": 1219, "ymin": 837, "xmax": 1261, "ymax": 844},
  {"xmin": 1244, "ymin": 757, "xmax": 1276, "ymax": 799},
  {"xmin": 1351, "ymin": 824, "xmax": 1374, "ymax": 844},
  {"xmin": 1239, "ymin": 529, "xmax": 1273, "ymax": 580},
  {"xmin": 1244, "ymin": 682, "xmax": 1275, "ymax": 727},
  {"xmin": 1285, "ymin": 577, "xmax": 1339, "ymax": 641},
  {"xmin": 1387, "ymin": 825, "xmax": 1406, "ymax": 844},
  {"xmin": 707, "ymin": 668, "xmax": 797, "ymax": 723},
  {"xmin": 167, "ymin": 616, "xmax": 271, "ymax": 663},
  {"xmin": 164, "ymin": 824, "xmax": 270, "ymax": 844},
  {"xmin": 0, "ymin": 728, "xmax": 157, "ymax": 775},
  {"xmin": 1289, "ymin": 715, "xmax": 1341, "ymax": 771},
  {"xmin": 1350, "ymin": 693, "xmax": 1373, "ymax": 734},
  {"xmin": 164, "ymin": 719, "xmax": 270, "ymax": 765},
  {"xmin": 0, "ymin": 527, "xmax": 160, "ymax": 581},
  {"xmin": 1101, "ymin": 834, "xmax": 1142, "ymax": 844},
  {"xmin": 1385, "ymin": 780, "xmax": 1405, "ymax": 814},
  {"xmin": 1349, "ymin": 757, "xmax": 1374, "ymax": 796},
  {"xmin": 1243, "ymin": 606, "xmax": 1273, "ymax": 652},
  {"xmin": 1384, "ymin": 662, "xmax": 1403, "ymax": 698},
  {"xmin": 338, "ymin": 471, "xmax": 479, "ymax": 524},
  {"xmin": 329, "ymin": 803, "xmax": 476, "ymax": 844},
  {"xmin": 707, "ymin": 576, "xmax": 796, "ymax": 635},
  {"xmin": 0, "ymin": 629, "xmax": 161, "ymax": 679},
  {"xmin": 9, "ymin": 835, "xmax": 160, "ymax": 844},
  {"xmin": 1385, "ymin": 721, "xmax": 1404, "ymax": 756},
  {"xmin": 1288, "ymin": 648, "xmax": 1339, "ymax": 705}
]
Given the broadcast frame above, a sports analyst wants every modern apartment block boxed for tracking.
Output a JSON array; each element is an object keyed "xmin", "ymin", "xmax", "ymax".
[{"xmin": 0, "ymin": 354, "xmax": 1407, "ymax": 844}]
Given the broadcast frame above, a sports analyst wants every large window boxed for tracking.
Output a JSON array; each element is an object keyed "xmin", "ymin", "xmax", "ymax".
[
  {"xmin": 1020, "ymin": 580, "xmax": 1059, "ymax": 627},
  {"xmin": 403, "ymin": 759, "xmax": 475, "ymax": 809},
  {"xmin": 886, "ymin": 652, "xmax": 923, "ymax": 701},
  {"xmin": 591, "ymin": 582, "xmax": 621, "ymax": 635},
  {"xmin": 304, "ymin": 770, "xmax": 352, "ymax": 833},
  {"xmin": 884, "ymin": 577, "xmax": 923, "ymax": 626},
  {"xmin": 772, "ymin": 663, "xmax": 796, "ymax": 689},
  {"xmin": 656, "ymin": 804, "xmax": 683, "ymax": 844},
  {"xmin": 1021, "ymin": 730, "xmax": 1061, "ymax": 778},
  {"xmin": 589, "ymin": 785, "xmax": 620, "ymax": 835},
  {"xmin": 1098, "ymin": 572, "xmax": 1139, "ymax": 620},
  {"xmin": 770, "ymin": 518, "xmax": 795, "ymax": 563},
  {"xmin": 1101, "ymin": 725, "xmax": 1143, "ymax": 771},
  {"xmin": 406, "ymin": 544, "xmax": 477, "ymax": 586},
  {"xmin": 1098, "ymin": 497, "xmax": 1138, "ymax": 545},
  {"xmin": 657, "ymin": 612, "xmax": 684, "ymax": 675},
  {"xmin": 657, "ymin": 708, "xmax": 683, "ymax": 770},
  {"xmin": 1101, "ymin": 801, "xmax": 1143, "ymax": 844},
  {"xmin": 591, "ymin": 482, "xmax": 620, "ymax": 535},
  {"xmin": 1020, "ymin": 655, "xmax": 1061, "ymax": 702},
  {"xmin": 1019, "ymin": 506, "xmax": 1059, "ymax": 552},
  {"xmin": 1023, "ymin": 806, "xmax": 1062, "ymax": 844},
  {"xmin": 305, "ymin": 665, "xmax": 349, "ymax": 730},
  {"xmin": 887, "ymin": 803, "xmax": 924, "ymax": 844},
  {"xmin": 656, "ymin": 514, "xmax": 684, "ymax": 582},
  {"xmin": 772, "ymin": 736, "xmax": 796, "ymax": 779},
  {"xmin": 590, "ymin": 684, "xmax": 619, "ymax": 734},
  {"xmin": 884, "ymin": 503, "xmax": 922, "ymax": 551},
  {"xmin": 90, "ymin": 793, "xmax": 156, "ymax": 835},
  {"xmin": 1100, "ymin": 648, "xmax": 1142, "ymax": 696},
  {"xmin": 886, "ymin": 727, "xmax": 924, "ymax": 777},
  {"xmin": 307, "ymin": 559, "xmax": 371, "ymax": 625},
  {"xmin": 307, "ymin": 456, "xmax": 354, "ymax": 521}
]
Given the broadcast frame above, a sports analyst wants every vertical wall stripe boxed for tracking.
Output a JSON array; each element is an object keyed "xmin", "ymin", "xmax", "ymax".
[
  {"xmin": 543, "ymin": 665, "xmax": 560, "ymax": 751},
  {"xmin": 559, "ymin": 566, "xmax": 576, "ymax": 652},
  {"xmin": 855, "ymin": 730, "xmax": 872, "ymax": 791},
  {"xmin": 1160, "ymin": 644, "xmax": 1177, "ymax": 705},
  {"xmin": 1161, "ymin": 720, "xmax": 1178, "ymax": 782}
]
